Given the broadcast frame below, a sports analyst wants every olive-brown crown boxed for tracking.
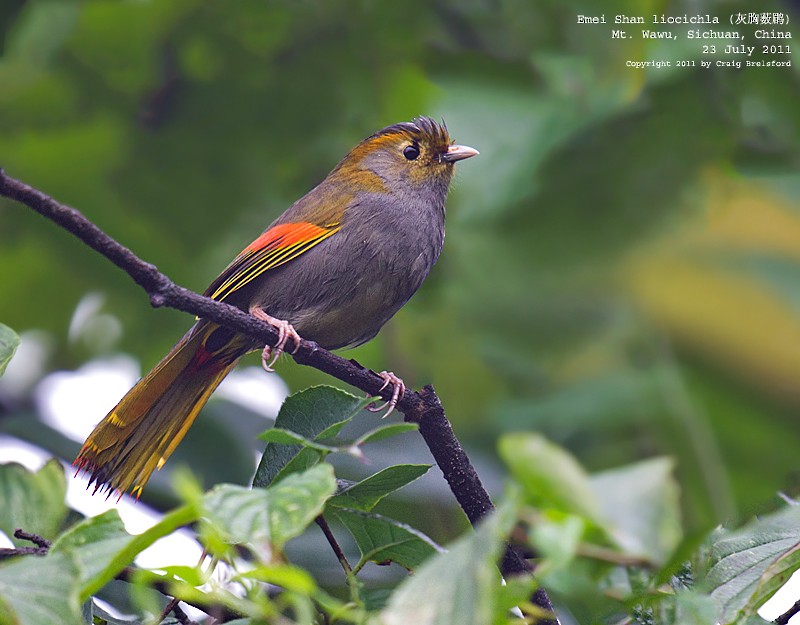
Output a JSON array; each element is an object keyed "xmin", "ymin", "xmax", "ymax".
[
  {"xmin": 332, "ymin": 116, "xmax": 458, "ymax": 190},
  {"xmin": 363, "ymin": 116, "xmax": 452, "ymax": 161},
  {"xmin": 286, "ymin": 117, "xmax": 476, "ymax": 228}
]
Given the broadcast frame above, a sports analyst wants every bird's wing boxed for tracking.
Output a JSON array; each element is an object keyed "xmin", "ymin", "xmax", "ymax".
[{"xmin": 205, "ymin": 221, "xmax": 340, "ymax": 302}]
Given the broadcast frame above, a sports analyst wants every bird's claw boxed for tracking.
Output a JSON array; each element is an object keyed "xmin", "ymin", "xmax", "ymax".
[
  {"xmin": 250, "ymin": 307, "xmax": 301, "ymax": 372},
  {"xmin": 367, "ymin": 371, "xmax": 405, "ymax": 418}
]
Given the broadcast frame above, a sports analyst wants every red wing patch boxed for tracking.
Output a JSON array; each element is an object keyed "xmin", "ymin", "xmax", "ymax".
[{"xmin": 205, "ymin": 221, "xmax": 339, "ymax": 302}]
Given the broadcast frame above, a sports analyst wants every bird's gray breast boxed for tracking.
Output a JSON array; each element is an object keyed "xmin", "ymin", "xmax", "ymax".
[{"xmin": 250, "ymin": 193, "xmax": 445, "ymax": 350}]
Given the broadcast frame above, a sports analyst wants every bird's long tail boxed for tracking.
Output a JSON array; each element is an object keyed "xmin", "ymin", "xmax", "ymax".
[{"xmin": 74, "ymin": 320, "xmax": 251, "ymax": 498}]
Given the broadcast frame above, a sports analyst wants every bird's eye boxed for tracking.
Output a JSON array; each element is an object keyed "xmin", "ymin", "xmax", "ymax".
[{"xmin": 403, "ymin": 144, "xmax": 420, "ymax": 161}]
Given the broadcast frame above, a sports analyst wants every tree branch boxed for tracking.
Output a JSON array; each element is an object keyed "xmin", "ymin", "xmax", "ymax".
[{"xmin": 0, "ymin": 169, "xmax": 557, "ymax": 623}]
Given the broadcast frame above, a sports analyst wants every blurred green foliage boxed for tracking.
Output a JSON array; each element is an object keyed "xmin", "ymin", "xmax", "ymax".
[
  {"xmin": 1, "ymin": 398, "xmax": 797, "ymax": 624},
  {"xmin": 1, "ymin": 0, "xmax": 800, "ymax": 620}
]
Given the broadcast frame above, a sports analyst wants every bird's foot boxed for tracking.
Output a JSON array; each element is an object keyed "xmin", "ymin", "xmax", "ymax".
[
  {"xmin": 250, "ymin": 307, "xmax": 301, "ymax": 372},
  {"xmin": 367, "ymin": 371, "xmax": 405, "ymax": 418}
]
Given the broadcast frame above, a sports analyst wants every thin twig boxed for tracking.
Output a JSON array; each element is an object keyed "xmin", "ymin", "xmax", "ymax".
[
  {"xmin": 0, "ymin": 169, "xmax": 558, "ymax": 623},
  {"xmin": 315, "ymin": 515, "xmax": 352, "ymax": 575},
  {"xmin": 0, "ymin": 530, "xmax": 51, "ymax": 558},
  {"xmin": 158, "ymin": 597, "xmax": 199, "ymax": 625},
  {"xmin": 0, "ymin": 546, "xmax": 48, "ymax": 558},
  {"xmin": 157, "ymin": 597, "xmax": 182, "ymax": 624},
  {"xmin": 14, "ymin": 529, "xmax": 51, "ymax": 548},
  {"xmin": 171, "ymin": 603, "xmax": 199, "ymax": 625},
  {"xmin": 576, "ymin": 544, "xmax": 653, "ymax": 568},
  {"xmin": 156, "ymin": 547, "xmax": 207, "ymax": 625},
  {"xmin": 775, "ymin": 598, "xmax": 800, "ymax": 625},
  {"xmin": 315, "ymin": 514, "xmax": 363, "ymax": 606}
]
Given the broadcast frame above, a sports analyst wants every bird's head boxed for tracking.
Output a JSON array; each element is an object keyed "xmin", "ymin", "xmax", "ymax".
[{"xmin": 331, "ymin": 117, "xmax": 478, "ymax": 198}]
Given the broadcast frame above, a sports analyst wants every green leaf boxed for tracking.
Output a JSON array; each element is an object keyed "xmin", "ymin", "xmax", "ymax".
[
  {"xmin": 529, "ymin": 512, "xmax": 586, "ymax": 574},
  {"xmin": 50, "ymin": 509, "xmax": 131, "ymax": 587},
  {"xmin": 235, "ymin": 564, "xmax": 317, "ymax": 594},
  {"xmin": 159, "ymin": 564, "xmax": 206, "ymax": 587},
  {"xmin": 270, "ymin": 447, "xmax": 325, "ymax": 485},
  {"xmin": 748, "ymin": 544, "xmax": 800, "ymax": 619},
  {"xmin": 259, "ymin": 428, "xmax": 341, "ymax": 453},
  {"xmin": 0, "ymin": 592, "xmax": 12, "ymax": 625},
  {"xmin": 735, "ymin": 616, "xmax": 772, "ymax": 625},
  {"xmin": 656, "ymin": 528, "xmax": 715, "ymax": 586},
  {"xmin": 81, "ymin": 504, "xmax": 198, "ymax": 600},
  {"xmin": 0, "ymin": 324, "xmax": 19, "ymax": 377},
  {"xmin": 0, "ymin": 552, "xmax": 83, "ymax": 625},
  {"xmin": 0, "ymin": 459, "xmax": 67, "ymax": 545},
  {"xmin": 707, "ymin": 505, "xmax": 800, "ymax": 623},
  {"xmin": 328, "ymin": 464, "xmax": 430, "ymax": 512},
  {"xmin": 494, "ymin": 574, "xmax": 542, "ymax": 622},
  {"xmin": 125, "ymin": 569, "xmax": 174, "ymax": 618},
  {"xmin": 253, "ymin": 386, "xmax": 371, "ymax": 487},
  {"xmin": 5, "ymin": 1, "xmax": 80, "ymax": 66},
  {"xmin": 259, "ymin": 418, "xmax": 418, "ymax": 464},
  {"xmin": 204, "ymin": 463, "xmax": 336, "ymax": 560},
  {"xmin": 364, "ymin": 587, "xmax": 393, "ymax": 611},
  {"xmin": 81, "ymin": 599, "xmax": 92, "ymax": 625},
  {"xmin": 354, "ymin": 422, "xmax": 419, "ymax": 446},
  {"xmin": 589, "ymin": 457, "xmax": 682, "ymax": 565},
  {"xmin": 673, "ymin": 591, "xmax": 721, "ymax": 625},
  {"xmin": 381, "ymin": 497, "xmax": 522, "ymax": 625},
  {"xmin": 498, "ymin": 433, "xmax": 599, "ymax": 521},
  {"xmin": 333, "ymin": 508, "xmax": 442, "ymax": 571},
  {"xmin": 88, "ymin": 599, "xmax": 145, "ymax": 624}
]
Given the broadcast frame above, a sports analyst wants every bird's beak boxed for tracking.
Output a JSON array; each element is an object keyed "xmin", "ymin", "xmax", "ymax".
[{"xmin": 441, "ymin": 144, "xmax": 479, "ymax": 163}]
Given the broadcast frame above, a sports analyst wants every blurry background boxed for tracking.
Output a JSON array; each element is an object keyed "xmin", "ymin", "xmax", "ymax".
[{"xmin": 0, "ymin": 0, "xmax": 799, "ymax": 610}]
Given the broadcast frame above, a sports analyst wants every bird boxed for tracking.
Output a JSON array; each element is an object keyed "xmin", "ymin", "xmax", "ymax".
[{"xmin": 74, "ymin": 116, "xmax": 478, "ymax": 498}]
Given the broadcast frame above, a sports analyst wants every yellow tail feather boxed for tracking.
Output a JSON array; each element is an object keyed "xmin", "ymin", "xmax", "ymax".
[{"xmin": 74, "ymin": 321, "xmax": 251, "ymax": 498}]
